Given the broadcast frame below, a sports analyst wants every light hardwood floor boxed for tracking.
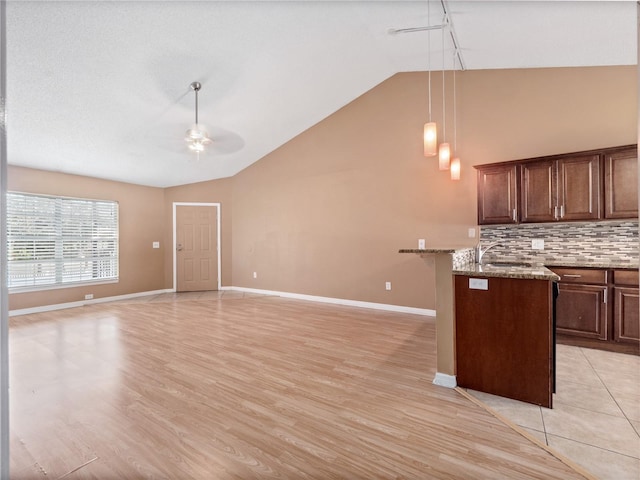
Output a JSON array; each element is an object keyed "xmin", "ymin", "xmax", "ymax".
[{"xmin": 10, "ymin": 292, "xmax": 586, "ymax": 479}]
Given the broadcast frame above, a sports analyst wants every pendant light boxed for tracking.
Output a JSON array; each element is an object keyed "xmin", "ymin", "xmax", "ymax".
[
  {"xmin": 450, "ymin": 51, "xmax": 461, "ymax": 181},
  {"xmin": 438, "ymin": 21, "xmax": 450, "ymax": 171},
  {"xmin": 423, "ymin": 1, "xmax": 437, "ymax": 157},
  {"xmin": 185, "ymin": 81, "xmax": 212, "ymax": 156}
]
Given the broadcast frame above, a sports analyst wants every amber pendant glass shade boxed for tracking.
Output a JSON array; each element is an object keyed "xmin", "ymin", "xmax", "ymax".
[
  {"xmin": 450, "ymin": 157, "xmax": 461, "ymax": 180},
  {"xmin": 438, "ymin": 143, "xmax": 450, "ymax": 170},
  {"xmin": 423, "ymin": 122, "xmax": 437, "ymax": 157}
]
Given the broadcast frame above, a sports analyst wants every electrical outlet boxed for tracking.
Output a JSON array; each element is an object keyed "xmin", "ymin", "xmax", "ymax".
[
  {"xmin": 531, "ymin": 239, "xmax": 545, "ymax": 250},
  {"xmin": 469, "ymin": 278, "xmax": 488, "ymax": 290},
  {"xmin": 253, "ymin": 272, "xmax": 257, "ymax": 279},
  {"xmin": 85, "ymin": 294, "xmax": 93, "ymax": 300},
  {"xmin": 152, "ymin": 241, "xmax": 160, "ymax": 248},
  {"xmin": 385, "ymin": 281, "xmax": 392, "ymax": 291},
  {"xmin": 468, "ymin": 228, "xmax": 476, "ymax": 238},
  {"xmin": 418, "ymin": 239, "xmax": 426, "ymax": 249}
]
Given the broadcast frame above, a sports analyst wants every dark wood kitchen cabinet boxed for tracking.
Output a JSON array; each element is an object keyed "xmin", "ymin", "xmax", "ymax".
[
  {"xmin": 605, "ymin": 147, "xmax": 638, "ymax": 219},
  {"xmin": 551, "ymin": 267, "xmax": 639, "ymax": 354},
  {"xmin": 521, "ymin": 154, "xmax": 601, "ymax": 223},
  {"xmin": 520, "ymin": 160, "xmax": 555, "ymax": 223},
  {"xmin": 551, "ymin": 267, "xmax": 609, "ymax": 341},
  {"xmin": 613, "ymin": 269, "xmax": 639, "ymax": 346},
  {"xmin": 476, "ymin": 164, "xmax": 518, "ymax": 225},
  {"xmin": 557, "ymin": 154, "xmax": 601, "ymax": 221},
  {"xmin": 476, "ymin": 144, "xmax": 636, "ymax": 225}
]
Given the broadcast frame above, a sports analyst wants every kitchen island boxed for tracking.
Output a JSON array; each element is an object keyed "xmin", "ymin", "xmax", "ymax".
[
  {"xmin": 400, "ymin": 249, "xmax": 559, "ymax": 407},
  {"xmin": 454, "ymin": 263, "xmax": 559, "ymax": 407}
]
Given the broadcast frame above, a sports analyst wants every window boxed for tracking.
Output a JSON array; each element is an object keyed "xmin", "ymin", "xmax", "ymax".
[{"xmin": 7, "ymin": 192, "xmax": 119, "ymax": 290}]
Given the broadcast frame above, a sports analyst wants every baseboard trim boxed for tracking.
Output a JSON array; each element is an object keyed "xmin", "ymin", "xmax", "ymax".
[
  {"xmin": 433, "ymin": 372, "xmax": 457, "ymax": 388},
  {"xmin": 10, "ymin": 287, "xmax": 435, "ymax": 318},
  {"xmin": 229, "ymin": 286, "xmax": 435, "ymax": 317},
  {"xmin": 9, "ymin": 289, "xmax": 174, "ymax": 317}
]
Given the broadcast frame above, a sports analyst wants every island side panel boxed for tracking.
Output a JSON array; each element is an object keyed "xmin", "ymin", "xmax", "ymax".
[
  {"xmin": 454, "ymin": 275, "xmax": 553, "ymax": 408},
  {"xmin": 434, "ymin": 253, "xmax": 456, "ymax": 380}
]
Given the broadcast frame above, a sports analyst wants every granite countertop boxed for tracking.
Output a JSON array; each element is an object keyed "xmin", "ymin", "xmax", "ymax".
[
  {"xmin": 454, "ymin": 263, "xmax": 560, "ymax": 281},
  {"xmin": 399, "ymin": 247, "xmax": 638, "ymax": 280},
  {"xmin": 542, "ymin": 258, "xmax": 639, "ymax": 269},
  {"xmin": 398, "ymin": 248, "xmax": 468, "ymax": 254}
]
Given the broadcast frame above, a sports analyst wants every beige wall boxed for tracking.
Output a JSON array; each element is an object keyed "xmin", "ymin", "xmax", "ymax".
[
  {"xmin": 163, "ymin": 178, "xmax": 233, "ymax": 288},
  {"xmin": 230, "ymin": 66, "xmax": 637, "ymax": 309},
  {"xmin": 8, "ymin": 65, "xmax": 637, "ymax": 312},
  {"xmin": 8, "ymin": 166, "xmax": 166, "ymax": 310}
]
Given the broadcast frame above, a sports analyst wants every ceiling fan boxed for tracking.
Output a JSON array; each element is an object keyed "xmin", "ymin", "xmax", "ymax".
[{"xmin": 126, "ymin": 79, "xmax": 244, "ymax": 160}]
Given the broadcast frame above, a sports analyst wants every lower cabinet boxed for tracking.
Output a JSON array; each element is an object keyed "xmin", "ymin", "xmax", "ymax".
[
  {"xmin": 551, "ymin": 267, "xmax": 608, "ymax": 340},
  {"xmin": 556, "ymin": 283, "xmax": 608, "ymax": 340},
  {"xmin": 613, "ymin": 270, "xmax": 640, "ymax": 346},
  {"xmin": 550, "ymin": 266, "xmax": 640, "ymax": 352}
]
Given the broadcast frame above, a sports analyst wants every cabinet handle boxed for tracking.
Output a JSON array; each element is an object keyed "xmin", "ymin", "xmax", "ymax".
[
  {"xmin": 512, "ymin": 209, "xmax": 517, "ymax": 222},
  {"xmin": 560, "ymin": 205, "xmax": 565, "ymax": 218},
  {"xmin": 563, "ymin": 274, "xmax": 582, "ymax": 278},
  {"xmin": 603, "ymin": 289, "xmax": 607, "ymax": 304},
  {"xmin": 554, "ymin": 206, "xmax": 559, "ymax": 220}
]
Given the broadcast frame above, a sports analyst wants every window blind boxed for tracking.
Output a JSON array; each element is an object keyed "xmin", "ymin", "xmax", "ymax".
[{"xmin": 7, "ymin": 192, "xmax": 119, "ymax": 289}]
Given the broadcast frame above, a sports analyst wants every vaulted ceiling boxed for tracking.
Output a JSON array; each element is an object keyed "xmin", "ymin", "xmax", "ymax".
[{"xmin": 6, "ymin": 1, "xmax": 637, "ymax": 187}]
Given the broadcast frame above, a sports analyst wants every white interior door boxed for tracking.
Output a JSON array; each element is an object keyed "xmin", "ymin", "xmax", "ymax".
[{"xmin": 176, "ymin": 205, "xmax": 218, "ymax": 292}]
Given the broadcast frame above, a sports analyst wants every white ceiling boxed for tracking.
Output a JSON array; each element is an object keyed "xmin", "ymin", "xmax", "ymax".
[{"xmin": 6, "ymin": 1, "xmax": 637, "ymax": 188}]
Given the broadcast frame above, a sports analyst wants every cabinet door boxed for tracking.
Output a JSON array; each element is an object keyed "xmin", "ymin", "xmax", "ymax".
[
  {"xmin": 557, "ymin": 154, "xmax": 602, "ymax": 221},
  {"xmin": 605, "ymin": 147, "xmax": 638, "ymax": 219},
  {"xmin": 521, "ymin": 161, "xmax": 556, "ymax": 223},
  {"xmin": 556, "ymin": 283, "xmax": 608, "ymax": 340},
  {"xmin": 477, "ymin": 165, "xmax": 518, "ymax": 225},
  {"xmin": 614, "ymin": 287, "xmax": 639, "ymax": 345}
]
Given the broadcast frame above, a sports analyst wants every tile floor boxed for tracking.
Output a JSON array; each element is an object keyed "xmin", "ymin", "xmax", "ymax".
[{"xmin": 468, "ymin": 344, "xmax": 640, "ymax": 480}]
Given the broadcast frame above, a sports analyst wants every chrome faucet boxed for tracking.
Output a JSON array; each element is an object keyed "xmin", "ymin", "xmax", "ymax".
[{"xmin": 475, "ymin": 241, "xmax": 505, "ymax": 264}]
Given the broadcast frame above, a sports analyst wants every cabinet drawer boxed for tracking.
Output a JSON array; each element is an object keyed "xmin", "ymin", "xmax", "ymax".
[
  {"xmin": 550, "ymin": 268, "xmax": 608, "ymax": 285},
  {"xmin": 614, "ymin": 269, "xmax": 639, "ymax": 287}
]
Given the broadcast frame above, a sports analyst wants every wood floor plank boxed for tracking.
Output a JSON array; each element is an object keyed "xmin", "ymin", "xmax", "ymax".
[{"xmin": 10, "ymin": 294, "xmax": 586, "ymax": 479}]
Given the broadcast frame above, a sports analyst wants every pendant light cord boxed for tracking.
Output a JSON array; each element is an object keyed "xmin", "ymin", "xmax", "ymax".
[
  {"xmin": 427, "ymin": 0, "xmax": 432, "ymax": 121},
  {"xmin": 441, "ymin": 15, "xmax": 446, "ymax": 142},
  {"xmin": 453, "ymin": 50, "xmax": 457, "ymax": 151}
]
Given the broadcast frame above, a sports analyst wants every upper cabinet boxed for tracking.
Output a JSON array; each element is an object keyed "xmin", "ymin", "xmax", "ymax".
[
  {"xmin": 476, "ymin": 145, "xmax": 636, "ymax": 225},
  {"xmin": 477, "ymin": 165, "xmax": 518, "ymax": 225},
  {"xmin": 557, "ymin": 154, "xmax": 602, "ymax": 221},
  {"xmin": 604, "ymin": 146, "xmax": 638, "ymax": 219},
  {"xmin": 521, "ymin": 154, "xmax": 601, "ymax": 223},
  {"xmin": 520, "ymin": 160, "xmax": 556, "ymax": 223}
]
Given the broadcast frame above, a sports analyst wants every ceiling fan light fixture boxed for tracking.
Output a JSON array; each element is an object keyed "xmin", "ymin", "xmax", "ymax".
[
  {"xmin": 188, "ymin": 141, "xmax": 207, "ymax": 153},
  {"xmin": 185, "ymin": 124, "xmax": 211, "ymax": 142},
  {"xmin": 185, "ymin": 81, "xmax": 213, "ymax": 154}
]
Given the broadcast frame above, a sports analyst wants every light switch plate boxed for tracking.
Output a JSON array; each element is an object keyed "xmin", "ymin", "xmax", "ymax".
[
  {"xmin": 152, "ymin": 241, "xmax": 160, "ymax": 249},
  {"xmin": 531, "ymin": 239, "xmax": 545, "ymax": 250},
  {"xmin": 468, "ymin": 228, "xmax": 476, "ymax": 238},
  {"xmin": 418, "ymin": 239, "xmax": 426, "ymax": 249}
]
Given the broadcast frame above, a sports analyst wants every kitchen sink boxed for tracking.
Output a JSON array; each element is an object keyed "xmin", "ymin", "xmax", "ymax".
[{"xmin": 483, "ymin": 261, "xmax": 533, "ymax": 268}]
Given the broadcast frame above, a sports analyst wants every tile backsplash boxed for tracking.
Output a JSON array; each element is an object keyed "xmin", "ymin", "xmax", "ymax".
[
  {"xmin": 452, "ymin": 248, "xmax": 475, "ymax": 270},
  {"xmin": 479, "ymin": 220, "xmax": 638, "ymax": 265}
]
